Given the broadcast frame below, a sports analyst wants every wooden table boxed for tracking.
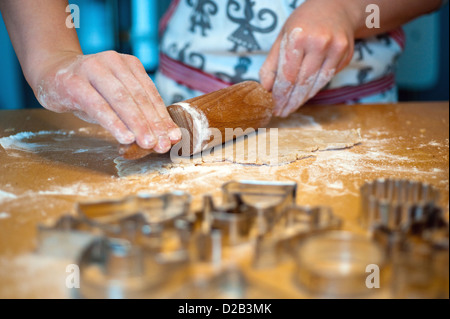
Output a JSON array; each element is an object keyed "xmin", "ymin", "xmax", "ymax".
[{"xmin": 0, "ymin": 102, "xmax": 448, "ymax": 298}]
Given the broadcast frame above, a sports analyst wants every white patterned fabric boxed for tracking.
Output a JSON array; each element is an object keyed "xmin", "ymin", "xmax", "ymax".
[{"xmin": 156, "ymin": 0, "xmax": 405, "ymax": 106}]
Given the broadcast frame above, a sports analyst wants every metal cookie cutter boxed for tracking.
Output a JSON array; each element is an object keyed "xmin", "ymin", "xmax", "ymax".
[
  {"xmin": 77, "ymin": 237, "xmax": 190, "ymax": 299},
  {"xmin": 360, "ymin": 179, "xmax": 448, "ymax": 298},
  {"xmin": 293, "ymin": 231, "xmax": 387, "ymax": 298},
  {"xmin": 77, "ymin": 192, "xmax": 193, "ymax": 263},
  {"xmin": 222, "ymin": 181, "xmax": 297, "ymax": 236},
  {"xmin": 77, "ymin": 192, "xmax": 191, "ymax": 231},
  {"xmin": 254, "ymin": 206, "xmax": 342, "ymax": 268},
  {"xmin": 381, "ymin": 213, "xmax": 449, "ymax": 299},
  {"xmin": 189, "ymin": 196, "xmax": 224, "ymax": 264},
  {"xmin": 37, "ymin": 215, "xmax": 99, "ymax": 259},
  {"xmin": 201, "ymin": 195, "xmax": 254, "ymax": 246},
  {"xmin": 360, "ymin": 179, "xmax": 440, "ymax": 232},
  {"xmin": 372, "ymin": 204, "xmax": 445, "ymax": 257}
]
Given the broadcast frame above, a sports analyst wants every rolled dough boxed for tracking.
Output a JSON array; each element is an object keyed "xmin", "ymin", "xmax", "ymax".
[
  {"xmin": 187, "ymin": 128, "xmax": 362, "ymax": 165},
  {"xmin": 114, "ymin": 127, "xmax": 362, "ymax": 177}
]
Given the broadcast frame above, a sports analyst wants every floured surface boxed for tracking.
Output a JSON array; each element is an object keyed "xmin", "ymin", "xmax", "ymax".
[
  {"xmin": 0, "ymin": 104, "xmax": 448, "ymax": 298},
  {"xmin": 0, "ymin": 128, "xmax": 116, "ymax": 160},
  {"xmin": 114, "ymin": 128, "xmax": 362, "ymax": 175},
  {"xmin": 200, "ymin": 128, "xmax": 362, "ymax": 165}
]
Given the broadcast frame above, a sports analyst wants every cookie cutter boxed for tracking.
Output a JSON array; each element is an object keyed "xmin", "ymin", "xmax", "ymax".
[
  {"xmin": 222, "ymin": 181, "xmax": 297, "ymax": 235},
  {"xmin": 77, "ymin": 192, "xmax": 193, "ymax": 263},
  {"xmin": 427, "ymin": 222, "xmax": 450, "ymax": 298},
  {"xmin": 204, "ymin": 195, "xmax": 254, "ymax": 246},
  {"xmin": 380, "ymin": 215, "xmax": 449, "ymax": 299},
  {"xmin": 253, "ymin": 206, "xmax": 342, "ymax": 268},
  {"xmin": 77, "ymin": 237, "xmax": 190, "ymax": 299},
  {"xmin": 189, "ymin": 196, "xmax": 223, "ymax": 263},
  {"xmin": 77, "ymin": 192, "xmax": 191, "ymax": 232},
  {"xmin": 360, "ymin": 179, "xmax": 440, "ymax": 232},
  {"xmin": 293, "ymin": 231, "xmax": 387, "ymax": 298},
  {"xmin": 37, "ymin": 215, "xmax": 99, "ymax": 259}
]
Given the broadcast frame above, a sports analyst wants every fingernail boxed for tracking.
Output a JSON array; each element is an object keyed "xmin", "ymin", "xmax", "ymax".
[
  {"xmin": 143, "ymin": 134, "xmax": 156, "ymax": 148},
  {"xmin": 168, "ymin": 128, "xmax": 182, "ymax": 142},
  {"xmin": 155, "ymin": 136, "xmax": 171, "ymax": 153},
  {"xmin": 118, "ymin": 131, "xmax": 135, "ymax": 144}
]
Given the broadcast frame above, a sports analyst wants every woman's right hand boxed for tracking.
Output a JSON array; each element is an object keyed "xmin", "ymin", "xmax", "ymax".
[{"xmin": 34, "ymin": 50, "xmax": 181, "ymax": 153}]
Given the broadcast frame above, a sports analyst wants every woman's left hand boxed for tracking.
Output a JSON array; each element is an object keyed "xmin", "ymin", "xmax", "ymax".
[{"xmin": 259, "ymin": 0, "xmax": 358, "ymax": 117}]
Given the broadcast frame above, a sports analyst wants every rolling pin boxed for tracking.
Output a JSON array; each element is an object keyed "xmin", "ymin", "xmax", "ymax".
[{"xmin": 119, "ymin": 81, "xmax": 274, "ymax": 160}]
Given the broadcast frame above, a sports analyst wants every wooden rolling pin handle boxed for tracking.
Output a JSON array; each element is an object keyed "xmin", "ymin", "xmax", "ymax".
[{"xmin": 119, "ymin": 81, "xmax": 274, "ymax": 160}]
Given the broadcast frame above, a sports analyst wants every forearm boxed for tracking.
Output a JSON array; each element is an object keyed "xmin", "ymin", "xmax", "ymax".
[
  {"xmin": 0, "ymin": 0, "xmax": 82, "ymax": 90},
  {"xmin": 340, "ymin": 0, "xmax": 443, "ymax": 39}
]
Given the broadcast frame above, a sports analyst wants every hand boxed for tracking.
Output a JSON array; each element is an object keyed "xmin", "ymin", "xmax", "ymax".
[
  {"xmin": 260, "ymin": 0, "xmax": 357, "ymax": 117},
  {"xmin": 34, "ymin": 51, "xmax": 181, "ymax": 153}
]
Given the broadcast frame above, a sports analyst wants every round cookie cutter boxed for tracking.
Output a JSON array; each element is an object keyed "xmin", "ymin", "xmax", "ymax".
[{"xmin": 293, "ymin": 231, "xmax": 387, "ymax": 298}]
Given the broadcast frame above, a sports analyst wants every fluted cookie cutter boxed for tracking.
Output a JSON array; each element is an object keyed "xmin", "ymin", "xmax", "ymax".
[
  {"xmin": 360, "ymin": 178, "xmax": 449, "ymax": 298},
  {"xmin": 373, "ymin": 205, "xmax": 445, "ymax": 256},
  {"xmin": 77, "ymin": 192, "xmax": 193, "ymax": 263},
  {"xmin": 222, "ymin": 181, "xmax": 297, "ymax": 235},
  {"xmin": 292, "ymin": 231, "xmax": 387, "ymax": 298},
  {"xmin": 360, "ymin": 179, "xmax": 441, "ymax": 232},
  {"xmin": 376, "ymin": 212, "xmax": 449, "ymax": 299},
  {"xmin": 77, "ymin": 237, "xmax": 190, "ymax": 299},
  {"xmin": 253, "ymin": 206, "xmax": 342, "ymax": 268}
]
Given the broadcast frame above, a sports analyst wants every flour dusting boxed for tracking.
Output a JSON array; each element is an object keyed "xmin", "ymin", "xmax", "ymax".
[
  {"xmin": 0, "ymin": 254, "xmax": 71, "ymax": 298},
  {"xmin": 0, "ymin": 190, "xmax": 17, "ymax": 203},
  {"xmin": 174, "ymin": 102, "xmax": 210, "ymax": 153},
  {"xmin": 0, "ymin": 131, "xmax": 71, "ymax": 152},
  {"xmin": 0, "ymin": 212, "xmax": 10, "ymax": 219},
  {"xmin": 0, "ymin": 130, "xmax": 115, "ymax": 155}
]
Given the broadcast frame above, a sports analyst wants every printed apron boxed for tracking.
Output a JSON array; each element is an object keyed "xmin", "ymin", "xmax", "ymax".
[{"xmin": 155, "ymin": 0, "xmax": 405, "ymax": 106}]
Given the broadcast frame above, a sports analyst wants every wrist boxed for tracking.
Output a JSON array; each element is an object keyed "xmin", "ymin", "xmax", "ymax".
[
  {"xmin": 334, "ymin": 0, "xmax": 366, "ymax": 36},
  {"xmin": 25, "ymin": 49, "xmax": 82, "ymax": 94}
]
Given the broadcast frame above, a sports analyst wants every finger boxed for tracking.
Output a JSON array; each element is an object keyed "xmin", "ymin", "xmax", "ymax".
[
  {"xmin": 103, "ymin": 55, "xmax": 171, "ymax": 153},
  {"xmin": 260, "ymin": 31, "xmax": 282, "ymax": 91},
  {"xmin": 124, "ymin": 55, "xmax": 182, "ymax": 146},
  {"xmin": 306, "ymin": 56, "xmax": 343, "ymax": 103},
  {"xmin": 280, "ymin": 52, "xmax": 325, "ymax": 118},
  {"xmin": 305, "ymin": 35, "xmax": 353, "ymax": 101},
  {"xmin": 272, "ymin": 28, "xmax": 305, "ymax": 116},
  {"xmin": 335, "ymin": 35, "xmax": 354, "ymax": 72},
  {"xmin": 87, "ymin": 66, "xmax": 158, "ymax": 150},
  {"xmin": 66, "ymin": 76, "xmax": 135, "ymax": 144}
]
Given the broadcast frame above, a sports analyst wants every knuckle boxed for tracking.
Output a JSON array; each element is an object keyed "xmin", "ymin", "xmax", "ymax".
[
  {"xmin": 81, "ymin": 56, "xmax": 101, "ymax": 71},
  {"xmin": 119, "ymin": 53, "xmax": 143, "ymax": 68},
  {"xmin": 334, "ymin": 36, "xmax": 350, "ymax": 53},
  {"xmin": 313, "ymin": 34, "xmax": 332, "ymax": 51},
  {"xmin": 150, "ymin": 120, "xmax": 166, "ymax": 132},
  {"xmin": 129, "ymin": 55, "xmax": 144, "ymax": 67},
  {"xmin": 101, "ymin": 50, "xmax": 120, "ymax": 61}
]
